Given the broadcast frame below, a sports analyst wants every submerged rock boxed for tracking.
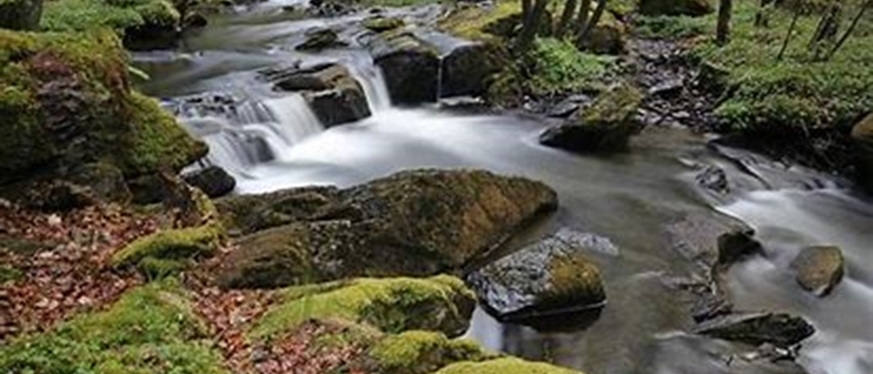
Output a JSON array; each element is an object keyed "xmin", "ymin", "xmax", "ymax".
[
  {"xmin": 695, "ymin": 312, "xmax": 815, "ymax": 348},
  {"xmin": 467, "ymin": 228, "xmax": 610, "ymax": 321},
  {"xmin": 790, "ymin": 246, "xmax": 844, "ymax": 297},
  {"xmin": 183, "ymin": 166, "xmax": 236, "ymax": 198},
  {"xmin": 262, "ymin": 63, "xmax": 371, "ymax": 126},
  {"xmin": 639, "ymin": 0, "xmax": 714, "ymax": 17},
  {"xmin": 539, "ymin": 85, "xmax": 644, "ymax": 153},
  {"xmin": 249, "ymin": 275, "xmax": 476, "ymax": 340},
  {"xmin": 216, "ymin": 169, "xmax": 557, "ymax": 288},
  {"xmin": 851, "ymin": 113, "xmax": 873, "ymax": 193}
]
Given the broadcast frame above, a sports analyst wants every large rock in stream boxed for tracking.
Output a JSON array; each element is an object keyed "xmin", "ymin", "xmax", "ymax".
[
  {"xmin": 215, "ymin": 169, "xmax": 558, "ymax": 288},
  {"xmin": 261, "ymin": 63, "xmax": 371, "ymax": 127},
  {"xmin": 365, "ymin": 31, "xmax": 501, "ymax": 104},
  {"xmin": 539, "ymin": 85, "xmax": 645, "ymax": 153},
  {"xmin": 790, "ymin": 245, "xmax": 844, "ymax": 297},
  {"xmin": 851, "ymin": 113, "xmax": 873, "ymax": 193},
  {"xmin": 695, "ymin": 312, "xmax": 815, "ymax": 348},
  {"xmin": 467, "ymin": 228, "xmax": 611, "ymax": 321}
]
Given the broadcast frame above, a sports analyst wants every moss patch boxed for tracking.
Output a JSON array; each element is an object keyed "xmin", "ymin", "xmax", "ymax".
[
  {"xmin": 368, "ymin": 330, "xmax": 492, "ymax": 374},
  {"xmin": 0, "ymin": 281, "xmax": 228, "ymax": 374},
  {"xmin": 435, "ymin": 357, "xmax": 584, "ymax": 374},
  {"xmin": 249, "ymin": 275, "xmax": 475, "ymax": 341},
  {"xmin": 526, "ymin": 37, "xmax": 616, "ymax": 95},
  {"xmin": 111, "ymin": 222, "xmax": 223, "ymax": 277},
  {"xmin": 41, "ymin": 0, "xmax": 180, "ymax": 34},
  {"xmin": 0, "ymin": 264, "xmax": 23, "ymax": 283}
]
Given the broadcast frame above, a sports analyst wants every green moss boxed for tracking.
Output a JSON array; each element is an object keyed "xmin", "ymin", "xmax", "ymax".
[
  {"xmin": 0, "ymin": 264, "xmax": 23, "ymax": 283},
  {"xmin": 41, "ymin": 0, "xmax": 180, "ymax": 34},
  {"xmin": 438, "ymin": 1, "xmax": 522, "ymax": 42},
  {"xmin": 435, "ymin": 357, "xmax": 584, "ymax": 374},
  {"xmin": 0, "ymin": 281, "xmax": 228, "ymax": 374},
  {"xmin": 582, "ymin": 83, "xmax": 643, "ymax": 125},
  {"xmin": 687, "ymin": 0, "xmax": 873, "ymax": 132},
  {"xmin": 368, "ymin": 331, "xmax": 491, "ymax": 374},
  {"xmin": 545, "ymin": 253, "xmax": 605, "ymax": 307},
  {"xmin": 526, "ymin": 37, "xmax": 616, "ymax": 95},
  {"xmin": 249, "ymin": 275, "xmax": 475, "ymax": 341},
  {"xmin": 111, "ymin": 222, "xmax": 223, "ymax": 276}
]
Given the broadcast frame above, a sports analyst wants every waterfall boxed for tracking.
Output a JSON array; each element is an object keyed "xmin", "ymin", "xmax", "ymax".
[
  {"xmin": 436, "ymin": 55, "xmax": 444, "ymax": 101},
  {"xmin": 261, "ymin": 94, "xmax": 324, "ymax": 144},
  {"xmin": 348, "ymin": 62, "xmax": 392, "ymax": 112}
]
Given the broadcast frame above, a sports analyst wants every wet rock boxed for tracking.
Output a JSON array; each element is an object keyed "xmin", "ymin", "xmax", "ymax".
[
  {"xmin": 362, "ymin": 16, "xmax": 405, "ymax": 32},
  {"xmin": 183, "ymin": 166, "xmax": 236, "ymax": 198},
  {"xmin": 367, "ymin": 33, "xmax": 439, "ymax": 105},
  {"xmin": 649, "ymin": 78, "xmax": 684, "ymax": 98},
  {"xmin": 0, "ymin": 0, "xmax": 42, "ymax": 30},
  {"xmin": 216, "ymin": 169, "xmax": 558, "ymax": 288},
  {"xmin": 546, "ymin": 94, "xmax": 592, "ymax": 118},
  {"xmin": 790, "ymin": 246, "xmax": 844, "ymax": 297},
  {"xmin": 695, "ymin": 165, "xmax": 730, "ymax": 195},
  {"xmin": 695, "ymin": 312, "xmax": 815, "ymax": 347},
  {"xmin": 306, "ymin": 0, "xmax": 354, "ymax": 17},
  {"xmin": 296, "ymin": 27, "xmax": 347, "ymax": 51},
  {"xmin": 851, "ymin": 113, "xmax": 873, "ymax": 193},
  {"xmin": 183, "ymin": 12, "xmax": 209, "ymax": 29},
  {"xmin": 263, "ymin": 63, "xmax": 371, "ymax": 126},
  {"xmin": 467, "ymin": 228, "xmax": 610, "ymax": 321},
  {"xmin": 639, "ymin": 0, "xmax": 714, "ymax": 17},
  {"xmin": 441, "ymin": 42, "xmax": 502, "ymax": 98},
  {"xmin": 539, "ymin": 85, "xmax": 644, "ymax": 153},
  {"xmin": 667, "ymin": 211, "xmax": 761, "ymax": 270}
]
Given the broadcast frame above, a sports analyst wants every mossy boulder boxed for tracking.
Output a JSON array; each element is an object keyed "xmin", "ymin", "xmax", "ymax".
[
  {"xmin": 363, "ymin": 16, "xmax": 404, "ymax": 32},
  {"xmin": 638, "ymin": 0, "xmax": 713, "ymax": 17},
  {"xmin": 365, "ymin": 331, "xmax": 492, "ymax": 374},
  {"xmin": 0, "ymin": 30, "xmax": 206, "ymax": 189},
  {"xmin": 249, "ymin": 275, "xmax": 476, "ymax": 341},
  {"xmin": 41, "ymin": 0, "xmax": 182, "ymax": 50},
  {"xmin": 539, "ymin": 84, "xmax": 644, "ymax": 153},
  {"xmin": 467, "ymin": 228, "xmax": 609, "ymax": 321},
  {"xmin": 435, "ymin": 357, "xmax": 584, "ymax": 374},
  {"xmin": 216, "ymin": 169, "xmax": 557, "ymax": 288},
  {"xmin": 0, "ymin": 281, "xmax": 228, "ymax": 373},
  {"xmin": 851, "ymin": 113, "xmax": 873, "ymax": 193},
  {"xmin": 111, "ymin": 222, "xmax": 224, "ymax": 277},
  {"xmin": 790, "ymin": 246, "xmax": 844, "ymax": 297},
  {"xmin": 0, "ymin": 0, "xmax": 42, "ymax": 30}
]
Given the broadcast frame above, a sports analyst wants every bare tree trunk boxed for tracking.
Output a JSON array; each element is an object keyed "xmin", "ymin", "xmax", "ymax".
[
  {"xmin": 754, "ymin": 0, "xmax": 774, "ymax": 27},
  {"xmin": 557, "ymin": 0, "xmax": 579, "ymax": 38},
  {"xmin": 809, "ymin": 1, "xmax": 842, "ymax": 47},
  {"xmin": 577, "ymin": 0, "xmax": 606, "ymax": 44},
  {"xmin": 829, "ymin": 0, "xmax": 871, "ymax": 58},
  {"xmin": 777, "ymin": 9, "xmax": 800, "ymax": 60},
  {"xmin": 523, "ymin": 0, "xmax": 533, "ymax": 22},
  {"xmin": 519, "ymin": 0, "xmax": 551, "ymax": 51},
  {"xmin": 716, "ymin": 0, "xmax": 732, "ymax": 45},
  {"xmin": 573, "ymin": 0, "xmax": 592, "ymax": 37}
]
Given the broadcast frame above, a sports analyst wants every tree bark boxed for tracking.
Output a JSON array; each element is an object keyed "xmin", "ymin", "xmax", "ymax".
[
  {"xmin": 716, "ymin": 0, "xmax": 733, "ymax": 45},
  {"xmin": 557, "ymin": 0, "xmax": 579, "ymax": 38},
  {"xmin": 777, "ymin": 9, "xmax": 800, "ymax": 60},
  {"xmin": 829, "ymin": 0, "xmax": 871, "ymax": 58},
  {"xmin": 519, "ymin": 0, "xmax": 551, "ymax": 51},
  {"xmin": 574, "ymin": 0, "xmax": 592, "ymax": 37},
  {"xmin": 754, "ymin": 0, "xmax": 774, "ymax": 27},
  {"xmin": 809, "ymin": 1, "xmax": 842, "ymax": 47},
  {"xmin": 577, "ymin": 0, "xmax": 606, "ymax": 44}
]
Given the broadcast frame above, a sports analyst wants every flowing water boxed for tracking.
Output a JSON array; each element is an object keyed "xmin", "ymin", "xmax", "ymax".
[{"xmin": 135, "ymin": 3, "xmax": 873, "ymax": 373}]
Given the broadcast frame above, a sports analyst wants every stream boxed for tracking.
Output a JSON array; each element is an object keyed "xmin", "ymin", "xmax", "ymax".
[{"xmin": 134, "ymin": 2, "xmax": 873, "ymax": 373}]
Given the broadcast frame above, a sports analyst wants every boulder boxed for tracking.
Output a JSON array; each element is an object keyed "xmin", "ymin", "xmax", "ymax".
[
  {"xmin": 365, "ymin": 331, "xmax": 491, "ymax": 374},
  {"xmin": 790, "ymin": 246, "xmax": 844, "ymax": 297},
  {"xmin": 363, "ymin": 16, "xmax": 405, "ymax": 32},
  {"xmin": 440, "ymin": 42, "xmax": 502, "ymax": 98},
  {"xmin": 367, "ymin": 33, "xmax": 440, "ymax": 105},
  {"xmin": 577, "ymin": 13, "xmax": 628, "ymax": 55},
  {"xmin": 666, "ymin": 212, "xmax": 762, "ymax": 271},
  {"xmin": 248, "ymin": 275, "xmax": 476, "ymax": 339},
  {"xmin": 0, "ymin": 0, "xmax": 42, "ymax": 30},
  {"xmin": 435, "ymin": 358, "xmax": 582, "ymax": 374},
  {"xmin": 539, "ymin": 84, "xmax": 644, "ymax": 153},
  {"xmin": 0, "ymin": 162, "xmax": 132, "ymax": 211},
  {"xmin": 695, "ymin": 312, "xmax": 815, "ymax": 347},
  {"xmin": 851, "ymin": 113, "xmax": 873, "ymax": 193},
  {"xmin": 296, "ymin": 27, "xmax": 346, "ymax": 51},
  {"xmin": 120, "ymin": 0, "xmax": 182, "ymax": 51},
  {"xmin": 215, "ymin": 169, "xmax": 558, "ymax": 288},
  {"xmin": 182, "ymin": 166, "xmax": 236, "ymax": 198},
  {"xmin": 262, "ymin": 63, "xmax": 371, "ymax": 126},
  {"xmin": 639, "ymin": 0, "xmax": 714, "ymax": 16},
  {"xmin": 467, "ymin": 228, "xmax": 611, "ymax": 320}
]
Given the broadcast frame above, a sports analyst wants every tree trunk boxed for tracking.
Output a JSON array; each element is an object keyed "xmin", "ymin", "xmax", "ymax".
[
  {"xmin": 557, "ymin": 0, "xmax": 579, "ymax": 38},
  {"xmin": 519, "ymin": 0, "xmax": 551, "ymax": 51},
  {"xmin": 754, "ymin": 0, "xmax": 774, "ymax": 27},
  {"xmin": 809, "ymin": 1, "xmax": 842, "ymax": 47},
  {"xmin": 574, "ymin": 0, "xmax": 592, "ymax": 37},
  {"xmin": 577, "ymin": 0, "xmax": 606, "ymax": 44},
  {"xmin": 777, "ymin": 9, "xmax": 800, "ymax": 60},
  {"xmin": 716, "ymin": 0, "xmax": 732, "ymax": 45},
  {"xmin": 829, "ymin": 0, "xmax": 871, "ymax": 59}
]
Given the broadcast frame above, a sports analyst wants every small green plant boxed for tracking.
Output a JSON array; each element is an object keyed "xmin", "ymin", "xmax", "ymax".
[{"xmin": 525, "ymin": 37, "xmax": 616, "ymax": 95}]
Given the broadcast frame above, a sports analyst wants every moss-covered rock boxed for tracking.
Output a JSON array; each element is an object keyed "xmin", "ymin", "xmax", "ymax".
[
  {"xmin": 41, "ymin": 0, "xmax": 181, "ymax": 50},
  {"xmin": 790, "ymin": 245, "xmax": 845, "ymax": 297},
  {"xmin": 0, "ymin": 281, "xmax": 228, "ymax": 374},
  {"xmin": 639, "ymin": 0, "xmax": 713, "ymax": 17},
  {"xmin": 111, "ymin": 222, "xmax": 223, "ymax": 277},
  {"xmin": 539, "ymin": 84, "xmax": 643, "ymax": 153},
  {"xmin": 216, "ymin": 169, "xmax": 557, "ymax": 288},
  {"xmin": 435, "ymin": 357, "xmax": 584, "ymax": 374},
  {"xmin": 366, "ymin": 330, "xmax": 492, "ymax": 374},
  {"xmin": 363, "ymin": 16, "xmax": 404, "ymax": 32},
  {"xmin": 0, "ymin": 0, "xmax": 42, "ymax": 30},
  {"xmin": 249, "ymin": 275, "xmax": 476, "ymax": 341},
  {"xmin": 578, "ymin": 12, "xmax": 628, "ymax": 55},
  {"xmin": 467, "ymin": 228, "xmax": 609, "ymax": 320},
  {"xmin": 0, "ymin": 30, "xmax": 205, "ymax": 193}
]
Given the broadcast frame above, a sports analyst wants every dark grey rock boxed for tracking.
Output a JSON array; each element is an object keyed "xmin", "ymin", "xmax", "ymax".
[
  {"xmin": 696, "ymin": 312, "xmax": 815, "ymax": 347},
  {"xmin": 183, "ymin": 166, "xmax": 236, "ymax": 198}
]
